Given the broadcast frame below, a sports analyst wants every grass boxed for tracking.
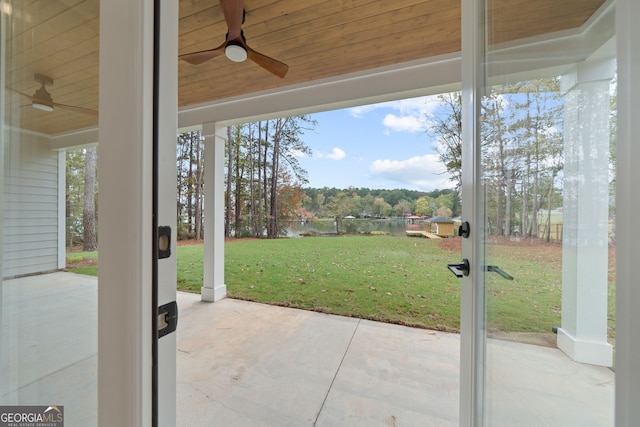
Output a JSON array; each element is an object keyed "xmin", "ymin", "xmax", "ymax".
[
  {"xmin": 223, "ymin": 236, "xmax": 462, "ymax": 331},
  {"xmin": 65, "ymin": 235, "xmax": 616, "ymax": 338},
  {"xmin": 65, "ymin": 250, "xmax": 98, "ymax": 276}
]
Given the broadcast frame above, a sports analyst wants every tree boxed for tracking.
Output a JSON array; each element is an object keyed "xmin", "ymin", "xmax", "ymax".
[
  {"xmin": 176, "ymin": 131, "xmax": 205, "ymax": 239},
  {"xmin": 414, "ymin": 196, "xmax": 434, "ymax": 216},
  {"xmin": 232, "ymin": 124, "xmax": 247, "ymax": 237},
  {"xmin": 265, "ymin": 116, "xmax": 315, "ymax": 237},
  {"xmin": 329, "ymin": 191, "xmax": 357, "ymax": 218},
  {"xmin": 225, "ymin": 126, "xmax": 232, "ymax": 238},
  {"xmin": 83, "ymin": 146, "xmax": 98, "ymax": 251},
  {"xmin": 507, "ymin": 79, "xmax": 562, "ymax": 238},
  {"xmin": 393, "ymin": 200, "xmax": 413, "ymax": 217},
  {"xmin": 430, "ymin": 80, "xmax": 563, "ymax": 237},
  {"xmin": 224, "ymin": 115, "xmax": 315, "ymax": 238},
  {"xmin": 430, "ymin": 92, "xmax": 463, "ymax": 192},
  {"xmin": 66, "ymin": 149, "xmax": 85, "ymax": 248}
]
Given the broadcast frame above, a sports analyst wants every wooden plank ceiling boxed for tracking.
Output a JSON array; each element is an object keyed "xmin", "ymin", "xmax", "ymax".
[{"xmin": 4, "ymin": 0, "xmax": 606, "ymax": 136}]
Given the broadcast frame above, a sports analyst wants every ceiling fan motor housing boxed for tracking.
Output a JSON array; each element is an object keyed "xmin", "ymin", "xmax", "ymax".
[
  {"xmin": 32, "ymin": 86, "xmax": 54, "ymax": 111},
  {"xmin": 32, "ymin": 73, "xmax": 55, "ymax": 111}
]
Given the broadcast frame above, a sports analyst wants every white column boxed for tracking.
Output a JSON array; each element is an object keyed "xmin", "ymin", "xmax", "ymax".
[
  {"xmin": 557, "ymin": 58, "xmax": 614, "ymax": 367},
  {"xmin": 201, "ymin": 122, "xmax": 227, "ymax": 302}
]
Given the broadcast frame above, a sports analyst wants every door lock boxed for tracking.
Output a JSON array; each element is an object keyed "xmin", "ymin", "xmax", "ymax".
[
  {"xmin": 157, "ymin": 301, "xmax": 178, "ymax": 338},
  {"xmin": 158, "ymin": 226, "xmax": 171, "ymax": 259},
  {"xmin": 458, "ymin": 221, "xmax": 470, "ymax": 238}
]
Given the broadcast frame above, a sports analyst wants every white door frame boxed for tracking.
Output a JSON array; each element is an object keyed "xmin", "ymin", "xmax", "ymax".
[
  {"xmin": 458, "ymin": 0, "xmax": 486, "ymax": 424},
  {"xmin": 156, "ymin": 0, "xmax": 179, "ymax": 424},
  {"xmin": 98, "ymin": 0, "xmax": 154, "ymax": 423},
  {"xmin": 615, "ymin": 0, "xmax": 640, "ymax": 423},
  {"xmin": 98, "ymin": 0, "xmax": 177, "ymax": 426}
]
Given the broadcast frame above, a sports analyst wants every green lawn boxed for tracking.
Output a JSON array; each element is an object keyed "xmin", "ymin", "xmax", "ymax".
[
  {"xmin": 223, "ymin": 236, "xmax": 462, "ymax": 331},
  {"xmin": 65, "ymin": 251, "xmax": 98, "ymax": 276},
  {"xmin": 64, "ymin": 235, "xmax": 611, "ymax": 337}
]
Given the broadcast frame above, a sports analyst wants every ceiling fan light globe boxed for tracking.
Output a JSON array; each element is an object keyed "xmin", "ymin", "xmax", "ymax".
[
  {"xmin": 225, "ymin": 44, "xmax": 247, "ymax": 62},
  {"xmin": 32, "ymin": 101, "xmax": 54, "ymax": 112}
]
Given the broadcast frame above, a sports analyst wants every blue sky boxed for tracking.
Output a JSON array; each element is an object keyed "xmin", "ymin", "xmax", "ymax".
[{"xmin": 297, "ymin": 95, "xmax": 454, "ymax": 192}]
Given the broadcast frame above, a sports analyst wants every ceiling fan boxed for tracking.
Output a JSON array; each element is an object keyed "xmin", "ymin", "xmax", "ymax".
[
  {"xmin": 179, "ymin": 0, "xmax": 288, "ymax": 78},
  {"xmin": 9, "ymin": 74, "xmax": 98, "ymax": 116}
]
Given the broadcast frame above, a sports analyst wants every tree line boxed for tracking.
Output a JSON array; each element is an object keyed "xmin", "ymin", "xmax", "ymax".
[
  {"xmin": 223, "ymin": 116, "xmax": 316, "ymax": 238},
  {"xmin": 301, "ymin": 187, "xmax": 459, "ymax": 220},
  {"xmin": 431, "ymin": 83, "xmax": 564, "ymax": 239},
  {"xmin": 432, "ymin": 78, "xmax": 615, "ymax": 240},
  {"xmin": 67, "ymin": 77, "xmax": 606, "ymax": 246}
]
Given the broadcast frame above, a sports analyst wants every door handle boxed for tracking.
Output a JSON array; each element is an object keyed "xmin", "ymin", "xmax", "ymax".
[
  {"xmin": 485, "ymin": 265, "xmax": 514, "ymax": 280},
  {"xmin": 447, "ymin": 259, "xmax": 470, "ymax": 277},
  {"xmin": 446, "ymin": 261, "xmax": 514, "ymax": 280}
]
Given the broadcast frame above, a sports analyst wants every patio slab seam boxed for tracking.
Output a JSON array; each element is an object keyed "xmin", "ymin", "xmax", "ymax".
[{"xmin": 313, "ymin": 318, "xmax": 361, "ymax": 426}]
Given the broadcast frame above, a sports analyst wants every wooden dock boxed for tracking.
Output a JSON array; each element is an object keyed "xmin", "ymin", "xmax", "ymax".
[{"xmin": 406, "ymin": 230, "xmax": 442, "ymax": 239}]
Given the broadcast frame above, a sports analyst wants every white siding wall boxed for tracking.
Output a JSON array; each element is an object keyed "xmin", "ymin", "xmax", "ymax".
[{"xmin": 3, "ymin": 129, "xmax": 60, "ymax": 278}]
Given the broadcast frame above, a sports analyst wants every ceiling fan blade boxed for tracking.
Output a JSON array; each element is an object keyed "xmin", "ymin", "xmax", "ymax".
[
  {"xmin": 180, "ymin": 0, "xmax": 288, "ymax": 78},
  {"xmin": 179, "ymin": 42, "xmax": 226, "ymax": 65},
  {"xmin": 8, "ymin": 76, "xmax": 97, "ymax": 116},
  {"xmin": 246, "ymin": 45, "xmax": 289, "ymax": 78},
  {"xmin": 220, "ymin": 0, "xmax": 244, "ymax": 40},
  {"xmin": 6, "ymin": 86, "xmax": 32, "ymax": 100},
  {"xmin": 53, "ymin": 101, "xmax": 98, "ymax": 116}
]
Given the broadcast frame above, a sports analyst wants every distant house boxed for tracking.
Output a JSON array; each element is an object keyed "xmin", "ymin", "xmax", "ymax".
[{"xmin": 426, "ymin": 217, "xmax": 455, "ymax": 237}]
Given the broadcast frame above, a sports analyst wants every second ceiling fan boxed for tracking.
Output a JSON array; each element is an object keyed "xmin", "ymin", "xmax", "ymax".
[
  {"xmin": 9, "ymin": 74, "xmax": 98, "ymax": 116},
  {"xmin": 179, "ymin": 0, "xmax": 289, "ymax": 78}
]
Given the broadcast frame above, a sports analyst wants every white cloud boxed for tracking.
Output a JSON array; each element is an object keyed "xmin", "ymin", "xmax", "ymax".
[
  {"xmin": 291, "ymin": 149, "xmax": 308, "ymax": 158},
  {"xmin": 348, "ymin": 95, "xmax": 442, "ymax": 134},
  {"xmin": 326, "ymin": 147, "xmax": 346, "ymax": 160},
  {"xmin": 382, "ymin": 114, "xmax": 425, "ymax": 133},
  {"xmin": 315, "ymin": 147, "xmax": 346, "ymax": 160},
  {"xmin": 368, "ymin": 154, "xmax": 453, "ymax": 191},
  {"xmin": 348, "ymin": 104, "xmax": 378, "ymax": 118}
]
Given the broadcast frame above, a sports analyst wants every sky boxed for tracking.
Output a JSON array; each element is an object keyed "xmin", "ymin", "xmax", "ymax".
[{"xmin": 297, "ymin": 95, "xmax": 455, "ymax": 192}]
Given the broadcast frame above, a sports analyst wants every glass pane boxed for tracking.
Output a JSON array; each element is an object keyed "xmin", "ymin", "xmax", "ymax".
[
  {"xmin": 1, "ymin": 1, "xmax": 99, "ymax": 425},
  {"xmin": 481, "ymin": 0, "xmax": 615, "ymax": 424}
]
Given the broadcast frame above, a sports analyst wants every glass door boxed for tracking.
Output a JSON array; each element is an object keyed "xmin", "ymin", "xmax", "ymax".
[
  {"xmin": 461, "ymin": 0, "xmax": 617, "ymax": 425},
  {"xmin": 1, "ymin": 1, "xmax": 99, "ymax": 425},
  {"xmin": 1, "ymin": 1, "xmax": 178, "ymax": 424}
]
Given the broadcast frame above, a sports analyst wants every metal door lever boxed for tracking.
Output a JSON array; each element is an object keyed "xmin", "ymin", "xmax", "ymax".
[
  {"xmin": 485, "ymin": 265, "xmax": 514, "ymax": 280},
  {"xmin": 446, "ymin": 260, "xmax": 514, "ymax": 280},
  {"xmin": 447, "ymin": 259, "xmax": 470, "ymax": 277}
]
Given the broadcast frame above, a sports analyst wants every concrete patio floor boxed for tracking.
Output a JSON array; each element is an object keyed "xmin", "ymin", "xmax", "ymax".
[{"xmin": 1, "ymin": 272, "xmax": 614, "ymax": 426}]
